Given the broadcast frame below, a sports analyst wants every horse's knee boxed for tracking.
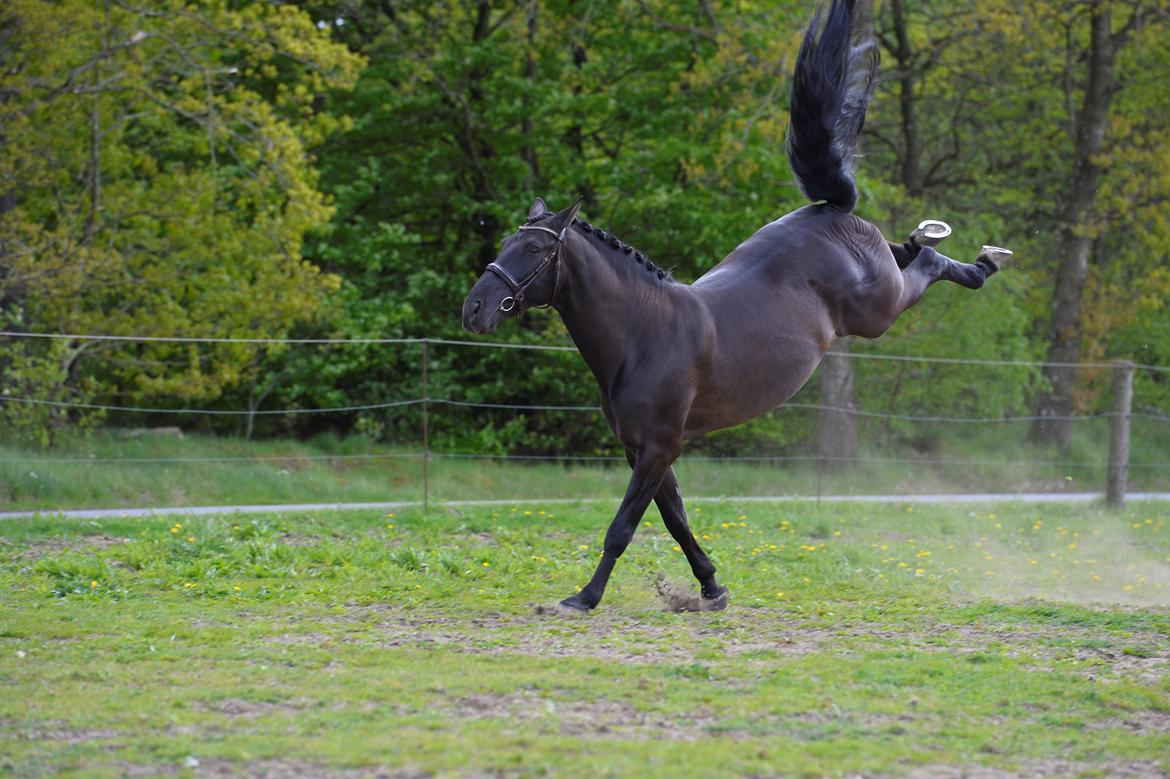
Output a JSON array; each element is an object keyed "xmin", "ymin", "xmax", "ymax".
[{"xmin": 602, "ymin": 528, "xmax": 636, "ymax": 558}]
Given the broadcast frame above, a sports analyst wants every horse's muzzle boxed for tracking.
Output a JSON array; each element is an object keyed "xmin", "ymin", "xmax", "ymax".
[{"xmin": 461, "ymin": 276, "xmax": 507, "ymax": 334}]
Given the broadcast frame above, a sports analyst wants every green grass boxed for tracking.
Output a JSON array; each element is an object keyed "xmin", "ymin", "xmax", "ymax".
[
  {"xmin": 2, "ymin": 424, "xmax": 1168, "ymax": 511},
  {"xmin": 1, "ymin": 500, "xmax": 1168, "ymax": 777}
]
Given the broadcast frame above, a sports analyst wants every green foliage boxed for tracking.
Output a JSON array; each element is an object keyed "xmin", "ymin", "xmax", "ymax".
[
  {"xmin": 0, "ymin": 0, "xmax": 363, "ymax": 437},
  {"xmin": 2, "ymin": 0, "xmax": 1167, "ymax": 456}
]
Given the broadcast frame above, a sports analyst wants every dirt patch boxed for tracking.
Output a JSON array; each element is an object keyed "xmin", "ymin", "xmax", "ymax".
[
  {"xmin": 9, "ymin": 720, "xmax": 121, "ymax": 743},
  {"xmin": 117, "ymin": 759, "xmax": 433, "ymax": 779},
  {"xmin": 450, "ymin": 689, "xmax": 722, "ymax": 741},
  {"xmin": 276, "ymin": 603, "xmax": 1169, "ymax": 683},
  {"xmin": 1086, "ymin": 711, "xmax": 1170, "ymax": 735},
  {"xmin": 198, "ymin": 697, "xmax": 311, "ymax": 720},
  {"xmin": 12, "ymin": 534, "xmax": 130, "ymax": 560},
  {"xmin": 901, "ymin": 760, "xmax": 1167, "ymax": 779}
]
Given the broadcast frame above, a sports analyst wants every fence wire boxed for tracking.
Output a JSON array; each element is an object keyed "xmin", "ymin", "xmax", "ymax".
[
  {"xmin": 3, "ymin": 330, "xmax": 1168, "ymax": 372},
  {"xmin": 2, "ymin": 330, "xmax": 1168, "ymax": 504}
]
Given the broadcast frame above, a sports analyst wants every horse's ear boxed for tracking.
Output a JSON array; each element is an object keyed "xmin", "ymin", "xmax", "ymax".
[
  {"xmin": 528, "ymin": 197, "xmax": 548, "ymax": 220},
  {"xmin": 554, "ymin": 196, "xmax": 584, "ymax": 228}
]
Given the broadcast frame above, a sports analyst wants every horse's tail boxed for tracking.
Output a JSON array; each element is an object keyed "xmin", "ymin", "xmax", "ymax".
[{"xmin": 786, "ymin": 0, "xmax": 877, "ymax": 213}]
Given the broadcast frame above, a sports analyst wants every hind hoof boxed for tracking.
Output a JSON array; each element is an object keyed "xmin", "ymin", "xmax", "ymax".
[
  {"xmin": 534, "ymin": 602, "xmax": 591, "ymax": 618},
  {"xmin": 655, "ymin": 576, "xmax": 730, "ymax": 612},
  {"xmin": 909, "ymin": 219, "xmax": 952, "ymax": 248},
  {"xmin": 977, "ymin": 244, "xmax": 1013, "ymax": 270}
]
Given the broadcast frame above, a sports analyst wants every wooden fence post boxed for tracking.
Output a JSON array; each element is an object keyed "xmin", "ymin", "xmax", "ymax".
[
  {"xmin": 1106, "ymin": 360, "xmax": 1134, "ymax": 508},
  {"xmin": 421, "ymin": 339, "xmax": 430, "ymax": 512}
]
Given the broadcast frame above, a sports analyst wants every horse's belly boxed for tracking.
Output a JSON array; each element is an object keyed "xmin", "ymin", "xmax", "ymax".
[{"xmin": 684, "ymin": 330, "xmax": 825, "ymax": 437}]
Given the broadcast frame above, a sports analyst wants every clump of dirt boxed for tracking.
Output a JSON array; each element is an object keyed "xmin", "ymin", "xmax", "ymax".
[{"xmin": 653, "ymin": 574, "xmax": 729, "ymax": 612}]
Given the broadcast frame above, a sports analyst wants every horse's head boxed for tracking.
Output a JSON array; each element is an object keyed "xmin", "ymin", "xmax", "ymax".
[{"xmin": 462, "ymin": 197, "xmax": 583, "ymax": 334}]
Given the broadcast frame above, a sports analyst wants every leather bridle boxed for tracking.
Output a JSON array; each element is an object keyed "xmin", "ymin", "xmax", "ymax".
[{"xmin": 485, "ymin": 223, "xmax": 566, "ymax": 313}]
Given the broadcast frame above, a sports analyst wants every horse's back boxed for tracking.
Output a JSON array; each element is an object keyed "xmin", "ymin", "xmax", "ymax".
[{"xmin": 693, "ymin": 205, "xmax": 890, "ymax": 292}]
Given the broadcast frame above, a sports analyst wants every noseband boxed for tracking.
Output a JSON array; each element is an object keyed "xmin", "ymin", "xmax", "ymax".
[{"xmin": 485, "ymin": 224, "xmax": 565, "ymax": 313}]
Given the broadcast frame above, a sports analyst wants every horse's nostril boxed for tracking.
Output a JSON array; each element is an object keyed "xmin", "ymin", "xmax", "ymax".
[{"xmin": 472, "ymin": 299, "xmax": 483, "ymax": 315}]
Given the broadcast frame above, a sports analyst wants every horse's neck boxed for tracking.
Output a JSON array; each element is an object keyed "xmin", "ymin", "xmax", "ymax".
[{"xmin": 553, "ymin": 237, "xmax": 658, "ymax": 391}]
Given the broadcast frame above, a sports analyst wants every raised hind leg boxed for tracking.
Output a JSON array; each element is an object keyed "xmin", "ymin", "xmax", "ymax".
[
  {"xmin": 652, "ymin": 466, "xmax": 728, "ymax": 610},
  {"xmin": 889, "ymin": 219, "xmax": 952, "ymax": 269},
  {"xmin": 896, "ymin": 245, "xmax": 1011, "ymax": 314}
]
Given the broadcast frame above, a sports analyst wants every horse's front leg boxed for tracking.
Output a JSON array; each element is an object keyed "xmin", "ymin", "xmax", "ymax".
[{"xmin": 559, "ymin": 441, "xmax": 678, "ymax": 612}]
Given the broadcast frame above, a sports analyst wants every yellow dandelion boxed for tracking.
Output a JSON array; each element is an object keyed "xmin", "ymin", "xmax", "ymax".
[
  {"xmin": 673, "ymin": 545, "xmax": 682, "ymax": 552},
  {"xmin": 186, "ymin": 536, "xmax": 195, "ymax": 543},
  {"xmin": 387, "ymin": 523, "xmax": 396, "ymax": 529},
  {"xmin": 897, "ymin": 562, "xmax": 908, "ymax": 568},
  {"xmin": 776, "ymin": 591, "xmax": 786, "ymax": 598},
  {"xmin": 482, "ymin": 562, "xmax": 490, "ymax": 567},
  {"xmin": 386, "ymin": 512, "xmax": 396, "ymax": 518},
  {"xmin": 914, "ymin": 568, "xmax": 925, "ymax": 576},
  {"xmin": 184, "ymin": 582, "xmax": 195, "ymax": 588},
  {"xmin": 233, "ymin": 585, "xmax": 241, "ymax": 591},
  {"xmin": 90, "ymin": 580, "xmax": 98, "ymax": 588},
  {"xmin": 833, "ymin": 530, "xmax": 842, "ymax": 537},
  {"xmin": 170, "ymin": 527, "xmax": 179, "ymax": 534},
  {"xmin": 578, "ymin": 544, "xmax": 589, "ymax": 551}
]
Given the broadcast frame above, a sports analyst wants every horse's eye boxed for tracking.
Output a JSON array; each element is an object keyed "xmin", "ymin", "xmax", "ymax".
[{"xmin": 527, "ymin": 244, "xmax": 542, "ymax": 254}]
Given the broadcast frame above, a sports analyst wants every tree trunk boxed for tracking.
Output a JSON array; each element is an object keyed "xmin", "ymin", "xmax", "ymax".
[
  {"xmin": 817, "ymin": 0, "xmax": 873, "ymax": 468},
  {"xmin": 887, "ymin": 0, "xmax": 924, "ymax": 197},
  {"xmin": 520, "ymin": 0, "xmax": 540, "ymax": 191},
  {"xmin": 1030, "ymin": 3, "xmax": 1116, "ymax": 449},
  {"xmin": 819, "ymin": 340, "xmax": 860, "ymax": 468}
]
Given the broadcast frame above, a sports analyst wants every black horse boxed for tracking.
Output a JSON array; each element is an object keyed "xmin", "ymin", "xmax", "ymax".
[{"xmin": 461, "ymin": 0, "xmax": 1010, "ymax": 613}]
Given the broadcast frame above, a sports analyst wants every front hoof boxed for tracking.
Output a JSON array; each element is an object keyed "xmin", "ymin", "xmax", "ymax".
[
  {"xmin": 977, "ymin": 244, "xmax": 1013, "ymax": 271},
  {"xmin": 909, "ymin": 219, "xmax": 952, "ymax": 248}
]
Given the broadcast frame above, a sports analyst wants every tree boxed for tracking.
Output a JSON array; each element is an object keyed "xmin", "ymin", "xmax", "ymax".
[{"xmin": 0, "ymin": 0, "xmax": 362, "ymax": 442}]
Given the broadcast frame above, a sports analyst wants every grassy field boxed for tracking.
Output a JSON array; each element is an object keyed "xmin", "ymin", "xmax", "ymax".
[
  {"xmin": 2, "ymin": 425, "xmax": 1169, "ymax": 511},
  {"xmin": 1, "ymin": 499, "xmax": 1168, "ymax": 777}
]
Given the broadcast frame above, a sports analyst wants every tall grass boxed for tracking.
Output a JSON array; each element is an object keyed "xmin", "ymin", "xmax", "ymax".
[{"xmin": 1, "ymin": 421, "xmax": 1167, "ymax": 511}]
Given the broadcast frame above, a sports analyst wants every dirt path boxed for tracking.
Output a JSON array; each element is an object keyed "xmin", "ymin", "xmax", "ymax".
[{"xmin": 2, "ymin": 491, "xmax": 1168, "ymax": 521}]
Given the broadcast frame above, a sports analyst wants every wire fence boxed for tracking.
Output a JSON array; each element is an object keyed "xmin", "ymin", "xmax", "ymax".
[{"xmin": 2, "ymin": 331, "xmax": 1169, "ymax": 508}]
